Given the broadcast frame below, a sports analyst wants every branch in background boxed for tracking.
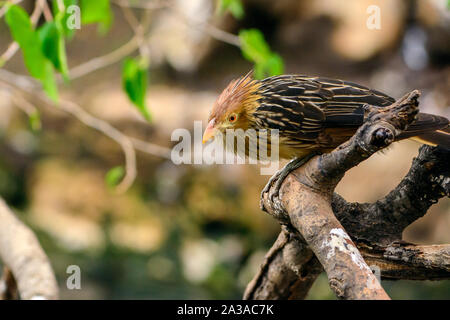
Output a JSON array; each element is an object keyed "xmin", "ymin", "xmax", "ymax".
[
  {"xmin": 130, "ymin": 137, "xmax": 172, "ymax": 159},
  {"xmin": 71, "ymin": 0, "xmax": 241, "ymax": 80},
  {"xmin": 53, "ymin": 99, "xmax": 138, "ymax": 193},
  {"xmin": 0, "ymin": 0, "xmax": 23, "ymax": 18},
  {"xmin": 0, "ymin": 70, "xmax": 172, "ymax": 194},
  {"xmin": 0, "ymin": 198, "xmax": 58, "ymax": 300},
  {"xmin": 2, "ymin": 0, "xmax": 241, "ymax": 79},
  {"xmin": 111, "ymin": 0, "xmax": 170, "ymax": 10},
  {"xmin": 112, "ymin": 0, "xmax": 241, "ymax": 47},
  {"xmin": 176, "ymin": 11, "xmax": 241, "ymax": 47},
  {"xmin": 0, "ymin": 0, "xmax": 241, "ymax": 192},
  {"xmin": 41, "ymin": 0, "xmax": 54, "ymax": 22},
  {"xmin": 120, "ymin": 3, "xmax": 151, "ymax": 60},
  {"xmin": 68, "ymin": 37, "xmax": 141, "ymax": 81},
  {"xmin": 11, "ymin": 93, "xmax": 39, "ymax": 122}
]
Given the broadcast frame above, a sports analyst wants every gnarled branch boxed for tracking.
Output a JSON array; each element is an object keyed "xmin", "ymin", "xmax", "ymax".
[{"xmin": 247, "ymin": 90, "xmax": 450, "ymax": 300}]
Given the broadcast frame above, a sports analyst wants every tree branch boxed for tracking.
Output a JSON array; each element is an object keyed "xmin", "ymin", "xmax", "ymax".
[
  {"xmin": 243, "ymin": 229, "xmax": 322, "ymax": 300},
  {"xmin": 360, "ymin": 242, "xmax": 450, "ymax": 280},
  {"xmin": 0, "ymin": 70, "xmax": 173, "ymax": 193},
  {"xmin": 332, "ymin": 146, "xmax": 449, "ymax": 245},
  {"xmin": 0, "ymin": 198, "xmax": 58, "ymax": 300},
  {"xmin": 250, "ymin": 90, "xmax": 449, "ymax": 300},
  {"xmin": 246, "ymin": 231, "xmax": 450, "ymax": 300}
]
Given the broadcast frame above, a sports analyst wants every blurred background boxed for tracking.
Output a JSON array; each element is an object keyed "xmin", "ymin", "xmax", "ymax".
[{"xmin": 0, "ymin": 0, "xmax": 449, "ymax": 299}]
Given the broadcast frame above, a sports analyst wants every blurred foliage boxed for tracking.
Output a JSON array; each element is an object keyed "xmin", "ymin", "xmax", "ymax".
[
  {"xmin": 80, "ymin": 0, "xmax": 113, "ymax": 33},
  {"xmin": 217, "ymin": 0, "xmax": 245, "ymax": 20},
  {"xmin": 38, "ymin": 21, "xmax": 69, "ymax": 81},
  {"xmin": 28, "ymin": 110, "xmax": 41, "ymax": 132},
  {"xmin": 3, "ymin": 0, "xmax": 114, "ymax": 101},
  {"xmin": 4, "ymin": 4, "xmax": 58, "ymax": 100},
  {"xmin": 122, "ymin": 58, "xmax": 151, "ymax": 122},
  {"xmin": 105, "ymin": 166, "xmax": 125, "ymax": 190},
  {"xmin": 0, "ymin": 0, "xmax": 449, "ymax": 300},
  {"xmin": 239, "ymin": 29, "xmax": 284, "ymax": 79}
]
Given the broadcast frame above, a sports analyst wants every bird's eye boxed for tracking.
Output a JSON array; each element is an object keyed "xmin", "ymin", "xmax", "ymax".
[{"xmin": 229, "ymin": 114, "xmax": 237, "ymax": 123}]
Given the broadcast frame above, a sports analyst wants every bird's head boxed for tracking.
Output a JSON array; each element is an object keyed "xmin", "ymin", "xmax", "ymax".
[{"xmin": 202, "ymin": 72, "xmax": 261, "ymax": 143}]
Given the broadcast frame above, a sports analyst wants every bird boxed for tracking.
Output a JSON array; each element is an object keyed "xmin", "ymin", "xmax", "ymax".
[
  {"xmin": 202, "ymin": 72, "xmax": 450, "ymax": 198},
  {"xmin": 203, "ymin": 72, "xmax": 449, "ymax": 155}
]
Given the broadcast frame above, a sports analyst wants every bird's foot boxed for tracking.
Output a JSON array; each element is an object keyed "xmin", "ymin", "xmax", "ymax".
[{"xmin": 260, "ymin": 154, "xmax": 317, "ymax": 212}]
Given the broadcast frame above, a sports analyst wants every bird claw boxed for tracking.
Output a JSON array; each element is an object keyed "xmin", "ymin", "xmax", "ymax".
[
  {"xmin": 260, "ymin": 154, "xmax": 317, "ymax": 212},
  {"xmin": 260, "ymin": 169, "xmax": 282, "ymax": 211}
]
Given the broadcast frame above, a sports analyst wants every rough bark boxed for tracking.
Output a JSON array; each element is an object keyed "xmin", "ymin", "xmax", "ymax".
[
  {"xmin": 244, "ymin": 229, "xmax": 322, "ymax": 300},
  {"xmin": 360, "ymin": 243, "xmax": 450, "ymax": 280},
  {"xmin": 246, "ymin": 90, "xmax": 450, "ymax": 300}
]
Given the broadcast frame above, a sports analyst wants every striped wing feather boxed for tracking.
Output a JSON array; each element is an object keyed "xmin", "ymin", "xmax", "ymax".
[
  {"xmin": 255, "ymin": 75, "xmax": 395, "ymax": 145},
  {"xmin": 253, "ymin": 74, "xmax": 449, "ymax": 153}
]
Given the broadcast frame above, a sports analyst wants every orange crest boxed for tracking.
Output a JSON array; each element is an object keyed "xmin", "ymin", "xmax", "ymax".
[{"xmin": 208, "ymin": 71, "xmax": 261, "ymax": 123}]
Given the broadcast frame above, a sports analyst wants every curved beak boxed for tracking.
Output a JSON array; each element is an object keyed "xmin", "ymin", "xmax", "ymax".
[{"xmin": 202, "ymin": 118, "xmax": 217, "ymax": 144}]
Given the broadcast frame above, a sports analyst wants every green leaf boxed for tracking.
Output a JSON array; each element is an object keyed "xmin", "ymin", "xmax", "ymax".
[
  {"xmin": 5, "ymin": 5, "xmax": 58, "ymax": 101},
  {"xmin": 239, "ymin": 29, "xmax": 284, "ymax": 79},
  {"xmin": 5, "ymin": 4, "xmax": 44, "ymax": 78},
  {"xmin": 52, "ymin": 0, "xmax": 78, "ymax": 39},
  {"xmin": 80, "ymin": 0, "xmax": 112, "ymax": 33},
  {"xmin": 264, "ymin": 53, "xmax": 284, "ymax": 76},
  {"xmin": 105, "ymin": 166, "xmax": 125, "ymax": 189},
  {"xmin": 217, "ymin": 0, "xmax": 244, "ymax": 19},
  {"xmin": 239, "ymin": 29, "xmax": 271, "ymax": 62},
  {"xmin": 28, "ymin": 110, "xmax": 42, "ymax": 132},
  {"xmin": 38, "ymin": 21, "xmax": 69, "ymax": 81},
  {"xmin": 122, "ymin": 58, "xmax": 151, "ymax": 121},
  {"xmin": 42, "ymin": 62, "xmax": 59, "ymax": 100}
]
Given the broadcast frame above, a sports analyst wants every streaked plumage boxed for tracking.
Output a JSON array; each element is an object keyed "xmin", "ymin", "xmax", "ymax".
[{"xmin": 203, "ymin": 73, "xmax": 450, "ymax": 160}]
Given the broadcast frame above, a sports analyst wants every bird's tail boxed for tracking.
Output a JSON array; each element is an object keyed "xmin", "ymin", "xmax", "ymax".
[
  {"xmin": 396, "ymin": 113, "xmax": 450, "ymax": 149},
  {"xmin": 411, "ymin": 128, "xmax": 450, "ymax": 149}
]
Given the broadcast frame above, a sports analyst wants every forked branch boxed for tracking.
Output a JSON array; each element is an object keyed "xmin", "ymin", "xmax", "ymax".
[{"xmin": 246, "ymin": 90, "xmax": 450, "ymax": 300}]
